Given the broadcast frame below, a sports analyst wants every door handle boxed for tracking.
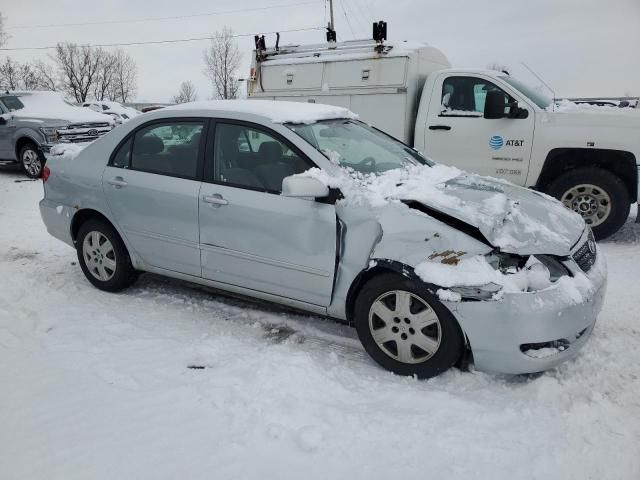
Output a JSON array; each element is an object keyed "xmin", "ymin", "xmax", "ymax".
[
  {"xmin": 107, "ymin": 176, "xmax": 128, "ymax": 188},
  {"xmin": 202, "ymin": 194, "xmax": 228, "ymax": 206},
  {"xmin": 428, "ymin": 125, "xmax": 452, "ymax": 131}
]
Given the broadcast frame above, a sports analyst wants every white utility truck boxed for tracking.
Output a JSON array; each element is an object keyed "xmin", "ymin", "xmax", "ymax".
[{"xmin": 247, "ymin": 36, "xmax": 640, "ymax": 239}]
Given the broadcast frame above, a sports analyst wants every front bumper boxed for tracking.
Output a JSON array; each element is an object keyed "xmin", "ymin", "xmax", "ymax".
[{"xmin": 444, "ymin": 245, "xmax": 607, "ymax": 374}]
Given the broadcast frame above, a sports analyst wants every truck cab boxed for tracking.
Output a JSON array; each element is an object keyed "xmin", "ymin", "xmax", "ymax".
[{"xmin": 248, "ymin": 37, "xmax": 639, "ymax": 239}]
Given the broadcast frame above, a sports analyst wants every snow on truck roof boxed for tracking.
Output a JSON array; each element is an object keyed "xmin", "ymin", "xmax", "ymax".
[{"xmin": 165, "ymin": 99, "xmax": 358, "ymax": 124}]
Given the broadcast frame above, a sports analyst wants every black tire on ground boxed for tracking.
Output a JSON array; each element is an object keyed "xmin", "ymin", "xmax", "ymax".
[
  {"xmin": 546, "ymin": 167, "xmax": 630, "ymax": 240},
  {"xmin": 354, "ymin": 273, "xmax": 465, "ymax": 379},
  {"xmin": 19, "ymin": 142, "xmax": 45, "ymax": 178},
  {"xmin": 76, "ymin": 219, "xmax": 138, "ymax": 292}
]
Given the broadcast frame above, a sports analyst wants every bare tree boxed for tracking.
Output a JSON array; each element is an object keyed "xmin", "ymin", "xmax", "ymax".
[
  {"xmin": 53, "ymin": 43, "xmax": 104, "ymax": 102},
  {"xmin": 108, "ymin": 49, "xmax": 137, "ymax": 103},
  {"xmin": 203, "ymin": 27, "xmax": 241, "ymax": 99},
  {"xmin": 93, "ymin": 50, "xmax": 118, "ymax": 100},
  {"xmin": 0, "ymin": 57, "xmax": 20, "ymax": 89},
  {"xmin": 0, "ymin": 12, "xmax": 8, "ymax": 47},
  {"xmin": 172, "ymin": 80, "xmax": 197, "ymax": 104},
  {"xmin": 32, "ymin": 59, "xmax": 59, "ymax": 91}
]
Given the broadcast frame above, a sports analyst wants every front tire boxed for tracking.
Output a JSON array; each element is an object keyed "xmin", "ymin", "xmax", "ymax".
[
  {"xmin": 19, "ymin": 142, "xmax": 45, "ymax": 178},
  {"xmin": 547, "ymin": 167, "xmax": 630, "ymax": 240},
  {"xmin": 354, "ymin": 273, "xmax": 464, "ymax": 379},
  {"xmin": 76, "ymin": 219, "xmax": 137, "ymax": 292}
]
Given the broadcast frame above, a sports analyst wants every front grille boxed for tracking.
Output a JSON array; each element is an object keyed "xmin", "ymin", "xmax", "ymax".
[
  {"xmin": 573, "ymin": 230, "xmax": 597, "ymax": 272},
  {"xmin": 56, "ymin": 122, "xmax": 112, "ymax": 143}
]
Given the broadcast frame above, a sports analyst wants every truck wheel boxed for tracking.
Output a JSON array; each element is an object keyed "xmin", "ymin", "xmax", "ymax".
[
  {"xmin": 547, "ymin": 167, "xmax": 630, "ymax": 240},
  {"xmin": 20, "ymin": 142, "xmax": 45, "ymax": 178},
  {"xmin": 354, "ymin": 273, "xmax": 464, "ymax": 379}
]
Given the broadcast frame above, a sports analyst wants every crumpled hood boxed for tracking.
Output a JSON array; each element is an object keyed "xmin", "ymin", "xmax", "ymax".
[
  {"xmin": 420, "ymin": 174, "xmax": 585, "ymax": 255},
  {"xmin": 306, "ymin": 164, "xmax": 585, "ymax": 256}
]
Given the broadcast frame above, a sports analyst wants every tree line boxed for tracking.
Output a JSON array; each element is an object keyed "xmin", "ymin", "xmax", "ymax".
[{"xmin": 1, "ymin": 12, "xmax": 242, "ymax": 105}]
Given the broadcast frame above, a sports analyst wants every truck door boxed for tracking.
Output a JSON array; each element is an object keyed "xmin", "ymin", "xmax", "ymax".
[{"xmin": 423, "ymin": 74, "xmax": 534, "ymax": 186}]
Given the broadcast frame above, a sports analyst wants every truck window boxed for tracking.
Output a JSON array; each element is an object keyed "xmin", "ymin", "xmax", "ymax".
[
  {"xmin": 0, "ymin": 96, "xmax": 25, "ymax": 112},
  {"xmin": 440, "ymin": 77, "xmax": 510, "ymax": 117}
]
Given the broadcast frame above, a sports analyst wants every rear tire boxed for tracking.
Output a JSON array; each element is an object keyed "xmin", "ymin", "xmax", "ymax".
[
  {"xmin": 76, "ymin": 219, "xmax": 137, "ymax": 292},
  {"xmin": 547, "ymin": 167, "xmax": 630, "ymax": 240},
  {"xmin": 20, "ymin": 142, "xmax": 45, "ymax": 178},
  {"xmin": 354, "ymin": 273, "xmax": 464, "ymax": 379}
]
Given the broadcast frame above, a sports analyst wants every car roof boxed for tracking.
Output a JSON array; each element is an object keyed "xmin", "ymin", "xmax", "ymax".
[{"xmin": 162, "ymin": 99, "xmax": 357, "ymax": 124}]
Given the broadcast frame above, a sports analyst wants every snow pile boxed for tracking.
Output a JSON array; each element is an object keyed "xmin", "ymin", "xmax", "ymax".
[
  {"xmin": 13, "ymin": 91, "xmax": 115, "ymax": 124},
  {"xmin": 416, "ymin": 250, "xmax": 605, "ymax": 303},
  {"xmin": 548, "ymin": 99, "xmax": 640, "ymax": 116},
  {"xmin": 167, "ymin": 99, "xmax": 357, "ymax": 124},
  {"xmin": 49, "ymin": 143, "xmax": 87, "ymax": 160},
  {"xmin": 300, "ymin": 163, "xmax": 583, "ymax": 255}
]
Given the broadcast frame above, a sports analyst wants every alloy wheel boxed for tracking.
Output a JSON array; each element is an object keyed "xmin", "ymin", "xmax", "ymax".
[
  {"xmin": 82, "ymin": 231, "xmax": 117, "ymax": 281},
  {"xmin": 22, "ymin": 149, "xmax": 42, "ymax": 177},
  {"xmin": 368, "ymin": 290, "xmax": 442, "ymax": 364}
]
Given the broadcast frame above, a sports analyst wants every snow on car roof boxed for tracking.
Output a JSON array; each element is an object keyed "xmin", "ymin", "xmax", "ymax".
[{"xmin": 165, "ymin": 99, "xmax": 358, "ymax": 124}]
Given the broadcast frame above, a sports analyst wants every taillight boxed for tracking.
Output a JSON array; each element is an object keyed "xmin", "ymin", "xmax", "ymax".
[{"xmin": 42, "ymin": 165, "xmax": 50, "ymax": 183}]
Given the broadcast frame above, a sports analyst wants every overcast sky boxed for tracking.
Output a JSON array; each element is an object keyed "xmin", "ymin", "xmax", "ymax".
[{"xmin": 1, "ymin": 0, "xmax": 639, "ymax": 103}]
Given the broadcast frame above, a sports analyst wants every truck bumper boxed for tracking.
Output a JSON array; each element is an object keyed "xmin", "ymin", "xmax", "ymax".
[{"xmin": 444, "ymin": 246, "xmax": 607, "ymax": 375}]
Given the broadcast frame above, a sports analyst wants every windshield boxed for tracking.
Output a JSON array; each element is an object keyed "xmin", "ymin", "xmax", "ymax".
[
  {"xmin": 0, "ymin": 96, "xmax": 25, "ymax": 112},
  {"xmin": 286, "ymin": 119, "xmax": 431, "ymax": 174},
  {"xmin": 499, "ymin": 76, "xmax": 552, "ymax": 109}
]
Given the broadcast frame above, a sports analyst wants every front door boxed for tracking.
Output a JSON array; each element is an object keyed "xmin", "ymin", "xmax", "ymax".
[
  {"xmin": 102, "ymin": 119, "xmax": 206, "ymax": 276},
  {"xmin": 423, "ymin": 74, "xmax": 535, "ymax": 186},
  {"xmin": 199, "ymin": 121, "xmax": 337, "ymax": 306}
]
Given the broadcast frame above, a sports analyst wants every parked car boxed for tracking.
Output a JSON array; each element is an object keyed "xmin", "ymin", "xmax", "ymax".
[
  {"xmin": 81, "ymin": 100, "xmax": 140, "ymax": 125},
  {"xmin": 248, "ymin": 37, "xmax": 640, "ymax": 240},
  {"xmin": 0, "ymin": 91, "xmax": 114, "ymax": 177},
  {"xmin": 40, "ymin": 100, "xmax": 606, "ymax": 379}
]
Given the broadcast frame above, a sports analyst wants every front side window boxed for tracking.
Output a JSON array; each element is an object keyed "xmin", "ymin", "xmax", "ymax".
[
  {"xmin": 286, "ymin": 119, "xmax": 429, "ymax": 174},
  {"xmin": 440, "ymin": 76, "xmax": 511, "ymax": 116},
  {"xmin": 128, "ymin": 121, "xmax": 204, "ymax": 178},
  {"xmin": 213, "ymin": 123, "xmax": 311, "ymax": 193}
]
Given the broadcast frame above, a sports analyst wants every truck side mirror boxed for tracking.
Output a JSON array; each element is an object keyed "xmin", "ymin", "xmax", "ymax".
[{"xmin": 484, "ymin": 90, "xmax": 508, "ymax": 119}]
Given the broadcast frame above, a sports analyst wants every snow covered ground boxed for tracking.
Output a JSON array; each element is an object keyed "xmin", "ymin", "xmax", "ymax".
[{"xmin": 0, "ymin": 167, "xmax": 639, "ymax": 480}]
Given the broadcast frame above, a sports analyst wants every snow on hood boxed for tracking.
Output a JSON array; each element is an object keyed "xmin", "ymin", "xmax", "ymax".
[
  {"xmin": 166, "ymin": 99, "xmax": 358, "ymax": 124},
  {"xmin": 303, "ymin": 164, "xmax": 585, "ymax": 256},
  {"xmin": 13, "ymin": 91, "xmax": 115, "ymax": 125}
]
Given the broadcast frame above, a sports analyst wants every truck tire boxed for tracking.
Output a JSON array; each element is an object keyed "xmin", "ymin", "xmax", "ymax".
[
  {"xmin": 19, "ymin": 142, "xmax": 45, "ymax": 178},
  {"xmin": 547, "ymin": 167, "xmax": 630, "ymax": 240},
  {"xmin": 354, "ymin": 273, "xmax": 464, "ymax": 379}
]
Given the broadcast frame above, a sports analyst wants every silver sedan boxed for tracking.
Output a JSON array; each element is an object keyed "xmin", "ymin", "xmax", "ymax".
[{"xmin": 39, "ymin": 100, "xmax": 606, "ymax": 378}]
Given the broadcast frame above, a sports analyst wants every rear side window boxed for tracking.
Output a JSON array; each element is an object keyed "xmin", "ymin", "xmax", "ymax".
[{"xmin": 130, "ymin": 121, "xmax": 204, "ymax": 179}]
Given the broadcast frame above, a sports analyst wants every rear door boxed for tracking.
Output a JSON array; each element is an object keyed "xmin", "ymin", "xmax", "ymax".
[
  {"xmin": 198, "ymin": 120, "xmax": 337, "ymax": 307},
  {"xmin": 102, "ymin": 119, "xmax": 206, "ymax": 276},
  {"xmin": 423, "ymin": 73, "xmax": 535, "ymax": 185}
]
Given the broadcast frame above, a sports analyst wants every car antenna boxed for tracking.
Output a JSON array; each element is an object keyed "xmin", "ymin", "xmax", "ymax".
[{"xmin": 521, "ymin": 62, "xmax": 557, "ymax": 111}]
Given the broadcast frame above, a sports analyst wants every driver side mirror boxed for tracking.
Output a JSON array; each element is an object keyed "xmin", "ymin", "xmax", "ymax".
[
  {"xmin": 282, "ymin": 175, "xmax": 329, "ymax": 199},
  {"xmin": 0, "ymin": 114, "xmax": 8, "ymax": 125},
  {"xmin": 484, "ymin": 90, "xmax": 529, "ymax": 119}
]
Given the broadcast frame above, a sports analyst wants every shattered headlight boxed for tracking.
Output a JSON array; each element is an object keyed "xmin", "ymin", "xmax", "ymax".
[{"xmin": 487, "ymin": 251, "xmax": 571, "ymax": 293}]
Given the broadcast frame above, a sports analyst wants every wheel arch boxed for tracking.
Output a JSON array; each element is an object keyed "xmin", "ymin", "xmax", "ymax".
[
  {"xmin": 70, "ymin": 208, "xmax": 117, "ymax": 245},
  {"xmin": 536, "ymin": 148, "xmax": 637, "ymax": 200},
  {"xmin": 15, "ymin": 136, "xmax": 41, "ymax": 159},
  {"xmin": 345, "ymin": 259, "xmax": 437, "ymax": 326}
]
